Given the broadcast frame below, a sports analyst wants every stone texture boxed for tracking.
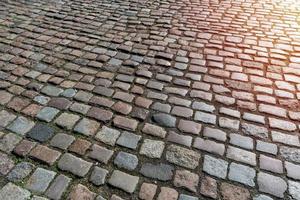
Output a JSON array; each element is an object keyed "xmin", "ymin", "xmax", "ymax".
[
  {"xmin": 26, "ymin": 167, "xmax": 56, "ymax": 193},
  {"xmin": 45, "ymin": 174, "xmax": 71, "ymax": 200},
  {"xmin": 257, "ymin": 172, "xmax": 287, "ymax": 198},
  {"xmin": 166, "ymin": 145, "xmax": 200, "ymax": 169},
  {"xmin": 108, "ymin": 170, "xmax": 139, "ymax": 193},
  {"xmin": 89, "ymin": 166, "xmax": 108, "ymax": 186},
  {"xmin": 203, "ymin": 155, "xmax": 228, "ymax": 179},
  {"xmin": 0, "ymin": 182, "xmax": 31, "ymax": 200},
  {"xmin": 58, "ymin": 153, "xmax": 92, "ymax": 177},
  {"xmin": 221, "ymin": 183, "xmax": 251, "ymax": 200},
  {"xmin": 173, "ymin": 170, "xmax": 199, "ymax": 192},
  {"xmin": 139, "ymin": 183, "xmax": 157, "ymax": 200},
  {"xmin": 140, "ymin": 163, "xmax": 174, "ymax": 181},
  {"xmin": 68, "ymin": 184, "xmax": 96, "ymax": 200}
]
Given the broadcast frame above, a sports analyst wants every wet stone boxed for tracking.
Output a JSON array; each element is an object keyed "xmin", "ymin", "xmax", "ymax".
[
  {"xmin": 140, "ymin": 163, "xmax": 174, "ymax": 181},
  {"xmin": 27, "ymin": 123, "xmax": 54, "ymax": 142}
]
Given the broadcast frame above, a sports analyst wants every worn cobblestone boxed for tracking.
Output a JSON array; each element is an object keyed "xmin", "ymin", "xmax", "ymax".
[{"xmin": 1, "ymin": 0, "xmax": 300, "ymax": 198}]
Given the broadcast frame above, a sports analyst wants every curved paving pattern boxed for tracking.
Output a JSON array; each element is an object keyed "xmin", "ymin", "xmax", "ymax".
[{"xmin": 0, "ymin": 0, "xmax": 300, "ymax": 199}]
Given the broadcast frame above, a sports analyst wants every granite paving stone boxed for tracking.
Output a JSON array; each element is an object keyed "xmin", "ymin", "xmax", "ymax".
[
  {"xmin": 1, "ymin": 0, "xmax": 300, "ymax": 198},
  {"xmin": 25, "ymin": 167, "xmax": 56, "ymax": 194}
]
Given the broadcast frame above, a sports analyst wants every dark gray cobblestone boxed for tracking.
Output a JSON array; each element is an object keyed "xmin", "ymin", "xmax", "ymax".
[{"xmin": 1, "ymin": 0, "xmax": 300, "ymax": 199}]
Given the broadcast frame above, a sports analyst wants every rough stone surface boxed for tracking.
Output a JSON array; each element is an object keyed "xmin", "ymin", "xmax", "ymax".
[
  {"xmin": 0, "ymin": 182, "xmax": 31, "ymax": 200},
  {"xmin": 166, "ymin": 145, "xmax": 200, "ymax": 169},
  {"xmin": 140, "ymin": 163, "xmax": 174, "ymax": 181},
  {"xmin": 108, "ymin": 170, "xmax": 139, "ymax": 193},
  {"xmin": 58, "ymin": 153, "xmax": 92, "ymax": 177},
  {"xmin": 257, "ymin": 172, "xmax": 287, "ymax": 198},
  {"xmin": 25, "ymin": 167, "xmax": 56, "ymax": 193}
]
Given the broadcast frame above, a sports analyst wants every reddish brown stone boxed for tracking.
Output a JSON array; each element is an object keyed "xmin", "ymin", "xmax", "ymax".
[
  {"xmin": 69, "ymin": 138, "xmax": 91, "ymax": 155},
  {"xmin": 113, "ymin": 115, "xmax": 138, "ymax": 131},
  {"xmin": 157, "ymin": 187, "xmax": 178, "ymax": 200},
  {"xmin": 29, "ymin": 145, "xmax": 61, "ymax": 165},
  {"xmin": 221, "ymin": 182, "xmax": 251, "ymax": 200},
  {"xmin": 13, "ymin": 139, "xmax": 36, "ymax": 156},
  {"xmin": 22, "ymin": 104, "xmax": 43, "ymax": 117},
  {"xmin": 178, "ymin": 119, "xmax": 202, "ymax": 135},
  {"xmin": 112, "ymin": 101, "xmax": 132, "ymax": 115},
  {"xmin": 173, "ymin": 170, "xmax": 199, "ymax": 192},
  {"xmin": 135, "ymin": 97, "xmax": 152, "ymax": 108},
  {"xmin": 87, "ymin": 107, "xmax": 113, "ymax": 122},
  {"xmin": 7, "ymin": 97, "xmax": 30, "ymax": 111},
  {"xmin": 200, "ymin": 176, "xmax": 218, "ymax": 199},
  {"xmin": 68, "ymin": 184, "xmax": 96, "ymax": 200},
  {"xmin": 139, "ymin": 183, "xmax": 157, "ymax": 200}
]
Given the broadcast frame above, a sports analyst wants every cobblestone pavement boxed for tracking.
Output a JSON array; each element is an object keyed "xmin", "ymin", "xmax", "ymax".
[{"xmin": 0, "ymin": 0, "xmax": 300, "ymax": 199}]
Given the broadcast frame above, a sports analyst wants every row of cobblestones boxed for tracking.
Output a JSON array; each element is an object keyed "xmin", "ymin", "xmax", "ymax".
[{"xmin": 0, "ymin": 0, "xmax": 300, "ymax": 199}]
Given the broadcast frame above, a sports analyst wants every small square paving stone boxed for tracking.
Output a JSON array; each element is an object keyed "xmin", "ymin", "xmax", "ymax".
[
  {"xmin": 113, "ymin": 115, "xmax": 138, "ymax": 131},
  {"xmin": 13, "ymin": 139, "xmax": 36, "ymax": 156},
  {"xmin": 228, "ymin": 162, "xmax": 256, "ymax": 187},
  {"xmin": 0, "ymin": 110, "xmax": 16, "ymax": 127},
  {"xmin": 166, "ymin": 144, "xmax": 201, "ymax": 169},
  {"xmin": 29, "ymin": 145, "xmax": 61, "ymax": 166},
  {"xmin": 69, "ymin": 138, "xmax": 91, "ymax": 155},
  {"xmin": 221, "ymin": 182, "xmax": 250, "ymax": 200},
  {"xmin": 108, "ymin": 170, "xmax": 139, "ymax": 193},
  {"xmin": 88, "ymin": 144, "xmax": 114, "ymax": 164},
  {"xmin": 0, "ymin": 182, "xmax": 31, "ymax": 200},
  {"xmin": 45, "ymin": 174, "xmax": 71, "ymax": 200},
  {"xmin": 50, "ymin": 133, "xmax": 75, "ymax": 150},
  {"xmin": 226, "ymin": 146, "xmax": 256, "ymax": 166},
  {"xmin": 7, "ymin": 162, "xmax": 34, "ymax": 182},
  {"xmin": 203, "ymin": 155, "xmax": 228, "ymax": 179},
  {"xmin": 140, "ymin": 139, "xmax": 165, "ymax": 158},
  {"xmin": 95, "ymin": 126, "xmax": 120, "ymax": 146},
  {"xmin": 27, "ymin": 123, "xmax": 54, "ymax": 142},
  {"xmin": 34, "ymin": 95, "xmax": 50, "ymax": 105},
  {"xmin": 36, "ymin": 107, "xmax": 59, "ymax": 122},
  {"xmin": 89, "ymin": 166, "xmax": 108, "ymax": 186},
  {"xmin": 114, "ymin": 151, "xmax": 138, "ymax": 171},
  {"xmin": 0, "ymin": 90, "xmax": 13, "ymax": 105},
  {"xmin": 139, "ymin": 183, "xmax": 157, "ymax": 200},
  {"xmin": 140, "ymin": 163, "xmax": 174, "ymax": 181},
  {"xmin": 26, "ymin": 167, "xmax": 56, "ymax": 194},
  {"xmin": 157, "ymin": 187, "xmax": 178, "ymax": 200},
  {"xmin": 200, "ymin": 176, "xmax": 218, "ymax": 199},
  {"xmin": 48, "ymin": 97, "xmax": 72, "ymax": 110},
  {"xmin": 174, "ymin": 169, "xmax": 199, "ymax": 192},
  {"xmin": 74, "ymin": 118, "xmax": 100, "ymax": 136},
  {"xmin": 68, "ymin": 184, "xmax": 96, "ymax": 200},
  {"xmin": 7, "ymin": 116, "xmax": 35, "ymax": 135},
  {"xmin": 257, "ymin": 172, "xmax": 287, "ymax": 198},
  {"xmin": 285, "ymin": 161, "xmax": 300, "ymax": 180},
  {"xmin": 0, "ymin": 152, "xmax": 15, "ymax": 175},
  {"xmin": 0, "ymin": 132, "xmax": 22, "ymax": 153},
  {"xmin": 116, "ymin": 131, "xmax": 141, "ymax": 150},
  {"xmin": 142, "ymin": 123, "xmax": 166, "ymax": 138},
  {"xmin": 55, "ymin": 113, "xmax": 80, "ymax": 130},
  {"xmin": 178, "ymin": 120, "xmax": 202, "ymax": 135},
  {"xmin": 41, "ymin": 85, "xmax": 63, "ymax": 96},
  {"xmin": 58, "ymin": 153, "xmax": 92, "ymax": 177}
]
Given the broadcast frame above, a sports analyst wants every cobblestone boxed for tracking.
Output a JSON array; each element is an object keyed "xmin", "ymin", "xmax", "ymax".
[{"xmin": 1, "ymin": 0, "xmax": 300, "ymax": 198}]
